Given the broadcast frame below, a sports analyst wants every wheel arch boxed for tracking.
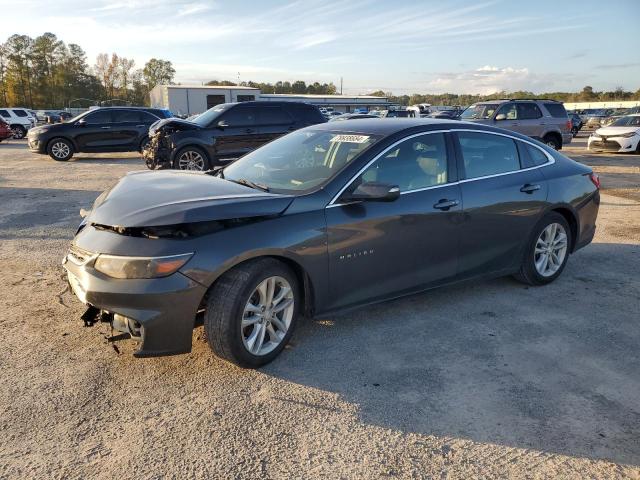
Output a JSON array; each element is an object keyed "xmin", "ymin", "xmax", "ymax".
[
  {"xmin": 542, "ymin": 130, "xmax": 562, "ymax": 146},
  {"xmin": 199, "ymin": 253, "xmax": 317, "ymax": 318},
  {"xmin": 548, "ymin": 205, "xmax": 579, "ymax": 252},
  {"xmin": 170, "ymin": 142, "xmax": 211, "ymax": 163}
]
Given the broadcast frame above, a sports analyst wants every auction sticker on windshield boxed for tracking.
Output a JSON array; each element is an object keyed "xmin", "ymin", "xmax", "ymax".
[{"xmin": 330, "ymin": 134, "xmax": 371, "ymax": 143}]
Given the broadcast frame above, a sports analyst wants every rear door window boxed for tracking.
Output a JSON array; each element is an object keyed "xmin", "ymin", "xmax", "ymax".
[
  {"xmin": 496, "ymin": 103, "xmax": 517, "ymax": 120},
  {"xmin": 0, "ymin": 110, "xmax": 10, "ymax": 118},
  {"xmin": 12, "ymin": 109, "xmax": 28, "ymax": 117},
  {"xmin": 517, "ymin": 103, "xmax": 542, "ymax": 119},
  {"xmin": 524, "ymin": 143, "xmax": 550, "ymax": 166},
  {"xmin": 457, "ymin": 131, "xmax": 521, "ymax": 179},
  {"xmin": 259, "ymin": 106, "xmax": 293, "ymax": 125},
  {"xmin": 544, "ymin": 103, "xmax": 567, "ymax": 118},
  {"xmin": 140, "ymin": 112, "xmax": 159, "ymax": 123},
  {"xmin": 112, "ymin": 110, "xmax": 141, "ymax": 123}
]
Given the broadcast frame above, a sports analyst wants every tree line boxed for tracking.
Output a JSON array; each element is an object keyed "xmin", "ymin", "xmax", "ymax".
[
  {"xmin": 0, "ymin": 33, "xmax": 175, "ymax": 109},
  {"xmin": 370, "ymin": 85, "xmax": 640, "ymax": 107},
  {"xmin": 2, "ymin": 32, "xmax": 638, "ymax": 109}
]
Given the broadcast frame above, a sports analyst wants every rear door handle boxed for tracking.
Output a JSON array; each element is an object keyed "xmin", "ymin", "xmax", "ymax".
[
  {"xmin": 136, "ymin": 124, "xmax": 146, "ymax": 127},
  {"xmin": 520, "ymin": 183, "xmax": 541, "ymax": 194},
  {"xmin": 100, "ymin": 126, "xmax": 111, "ymax": 129},
  {"xmin": 433, "ymin": 199, "xmax": 459, "ymax": 211}
]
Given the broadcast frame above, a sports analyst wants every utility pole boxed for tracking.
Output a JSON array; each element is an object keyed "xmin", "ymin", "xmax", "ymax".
[{"xmin": 340, "ymin": 77, "xmax": 343, "ymax": 95}]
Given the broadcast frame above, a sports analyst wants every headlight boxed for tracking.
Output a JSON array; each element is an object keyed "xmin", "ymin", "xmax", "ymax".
[
  {"xmin": 617, "ymin": 132, "xmax": 637, "ymax": 138},
  {"xmin": 94, "ymin": 253, "xmax": 193, "ymax": 279}
]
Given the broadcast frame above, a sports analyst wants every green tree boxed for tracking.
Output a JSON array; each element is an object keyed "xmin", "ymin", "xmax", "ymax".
[{"xmin": 143, "ymin": 58, "xmax": 175, "ymax": 91}]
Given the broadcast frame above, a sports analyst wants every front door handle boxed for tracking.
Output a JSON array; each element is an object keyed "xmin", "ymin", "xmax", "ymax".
[
  {"xmin": 433, "ymin": 199, "xmax": 459, "ymax": 211},
  {"xmin": 100, "ymin": 126, "xmax": 111, "ymax": 129},
  {"xmin": 136, "ymin": 124, "xmax": 146, "ymax": 127},
  {"xmin": 520, "ymin": 183, "xmax": 541, "ymax": 194}
]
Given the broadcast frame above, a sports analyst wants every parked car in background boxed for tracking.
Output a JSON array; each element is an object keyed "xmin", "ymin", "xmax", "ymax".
[
  {"xmin": 430, "ymin": 109, "xmax": 462, "ymax": 120},
  {"xmin": 568, "ymin": 112, "xmax": 583, "ymax": 136},
  {"xmin": 0, "ymin": 107, "xmax": 36, "ymax": 138},
  {"xmin": 143, "ymin": 101, "xmax": 326, "ymax": 171},
  {"xmin": 36, "ymin": 110, "xmax": 75, "ymax": 123},
  {"xmin": 460, "ymin": 99, "xmax": 572, "ymax": 149},
  {"xmin": 27, "ymin": 107, "xmax": 166, "ymax": 161},
  {"xmin": 584, "ymin": 109, "xmax": 614, "ymax": 129},
  {"xmin": 329, "ymin": 113, "xmax": 380, "ymax": 122},
  {"xmin": 588, "ymin": 114, "xmax": 640, "ymax": 153},
  {"xmin": 65, "ymin": 118, "xmax": 600, "ymax": 366},
  {"xmin": 0, "ymin": 118, "xmax": 13, "ymax": 142}
]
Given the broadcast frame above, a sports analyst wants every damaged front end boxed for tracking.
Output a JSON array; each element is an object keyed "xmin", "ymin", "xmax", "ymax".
[{"xmin": 142, "ymin": 118, "xmax": 201, "ymax": 170}]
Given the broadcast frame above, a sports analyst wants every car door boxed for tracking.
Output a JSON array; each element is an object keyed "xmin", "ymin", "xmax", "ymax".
[
  {"xmin": 75, "ymin": 110, "xmax": 115, "ymax": 151},
  {"xmin": 516, "ymin": 102, "xmax": 545, "ymax": 138},
  {"xmin": 325, "ymin": 131, "xmax": 462, "ymax": 310},
  {"xmin": 257, "ymin": 105, "xmax": 295, "ymax": 144},
  {"xmin": 453, "ymin": 130, "xmax": 549, "ymax": 277},
  {"xmin": 213, "ymin": 105, "xmax": 260, "ymax": 161},
  {"xmin": 110, "ymin": 110, "xmax": 156, "ymax": 150},
  {"xmin": 494, "ymin": 102, "xmax": 523, "ymax": 134}
]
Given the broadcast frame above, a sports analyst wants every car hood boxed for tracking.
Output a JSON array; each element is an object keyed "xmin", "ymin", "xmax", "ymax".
[
  {"xmin": 595, "ymin": 126, "xmax": 640, "ymax": 136},
  {"xmin": 149, "ymin": 117, "xmax": 201, "ymax": 134},
  {"xmin": 87, "ymin": 170, "xmax": 294, "ymax": 227}
]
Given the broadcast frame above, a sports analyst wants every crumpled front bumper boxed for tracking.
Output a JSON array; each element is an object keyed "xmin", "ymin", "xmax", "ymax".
[{"xmin": 63, "ymin": 248, "xmax": 207, "ymax": 357}]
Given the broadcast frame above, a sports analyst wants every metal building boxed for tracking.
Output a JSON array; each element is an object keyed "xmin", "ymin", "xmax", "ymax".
[{"xmin": 150, "ymin": 85, "xmax": 391, "ymax": 116}]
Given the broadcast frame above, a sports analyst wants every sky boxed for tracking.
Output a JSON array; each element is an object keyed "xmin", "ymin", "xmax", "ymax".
[{"xmin": 1, "ymin": 0, "xmax": 639, "ymax": 95}]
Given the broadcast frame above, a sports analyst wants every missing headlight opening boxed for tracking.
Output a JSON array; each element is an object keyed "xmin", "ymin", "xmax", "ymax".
[{"xmin": 92, "ymin": 216, "xmax": 274, "ymax": 239}]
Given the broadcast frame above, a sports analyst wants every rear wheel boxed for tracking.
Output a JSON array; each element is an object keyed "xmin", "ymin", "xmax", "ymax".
[
  {"xmin": 514, "ymin": 212, "xmax": 571, "ymax": 286},
  {"xmin": 47, "ymin": 138, "xmax": 74, "ymax": 161},
  {"xmin": 542, "ymin": 134, "xmax": 561, "ymax": 150},
  {"xmin": 11, "ymin": 125, "xmax": 26, "ymax": 139},
  {"xmin": 176, "ymin": 146, "xmax": 210, "ymax": 171},
  {"xmin": 204, "ymin": 258, "xmax": 299, "ymax": 368}
]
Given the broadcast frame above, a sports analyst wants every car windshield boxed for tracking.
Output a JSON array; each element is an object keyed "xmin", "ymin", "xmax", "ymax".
[
  {"xmin": 192, "ymin": 103, "xmax": 233, "ymax": 127},
  {"xmin": 460, "ymin": 104, "xmax": 499, "ymax": 120},
  {"xmin": 222, "ymin": 129, "xmax": 381, "ymax": 194},
  {"xmin": 610, "ymin": 116, "xmax": 640, "ymax": 127}
]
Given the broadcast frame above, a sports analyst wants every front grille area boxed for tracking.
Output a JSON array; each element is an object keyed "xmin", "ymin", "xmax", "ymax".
[{"xmin": 590, "ymin": 140, "xmax": 621, "ymax": 151}]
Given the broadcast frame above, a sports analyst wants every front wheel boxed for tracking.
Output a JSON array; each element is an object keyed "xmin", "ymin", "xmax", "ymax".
[
  {"xmin": 47, "ymin": 138, "xmax": 74, "ymax": 161},
  {"xmin": 175, "ymin": 146, "xmax": 210, "ymax": 171},
  {"xmin": 514, "ymin": 212, "xmax": 571, "ymax": 286},
  {"xmin": 204, "ymin": 259, "xmax": 299, "ymax": 368},
  {"xmin": 11, "ymin": 125, "xmax": 26, "ymax": 139}
]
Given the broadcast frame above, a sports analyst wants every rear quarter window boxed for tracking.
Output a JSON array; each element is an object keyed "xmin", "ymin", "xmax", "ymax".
[
  {"xmin": 0, "ymin": 110, "xmax": 10, "ymax": 117},
  {"xmin": 287, "ymin": 104, "xmax": 326, "ymax": 124},
  {"xmin": 544, "ymin": 103, "xmax": 567, "ymax": 118},
  {"xmin": 457, "ymin": 131, "xmax": 521, "ymax": 179}
]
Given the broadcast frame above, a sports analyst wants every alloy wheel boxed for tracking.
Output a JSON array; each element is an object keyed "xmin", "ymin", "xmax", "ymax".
[
  {"xmin": 241, "ymin": 276, "xmax": 294, "ymax": 356},
  {"xmin": 534, "ymin": 222, "xmax": 568, "ymax": 277},
  {"xmin": 11, "ymin": 126, "xmax": 25, "ymax": 139},
  {"xmin": 51, "ymin": 141, "xmax": 71, "ymax": 159},
  {"xmin": 178, "ymin": 150, "xmax": 205, "ymax": 170}
]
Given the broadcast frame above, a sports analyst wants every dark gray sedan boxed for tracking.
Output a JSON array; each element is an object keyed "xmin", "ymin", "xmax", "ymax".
[{"xmin": 64, "ymin": 119, "xmax": 600, "ymax": 367}]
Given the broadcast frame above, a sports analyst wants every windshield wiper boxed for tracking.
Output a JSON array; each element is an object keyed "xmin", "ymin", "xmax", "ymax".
[{"xmin": 230, "ymin": 178, "xmax": 270, "ymax": 192}]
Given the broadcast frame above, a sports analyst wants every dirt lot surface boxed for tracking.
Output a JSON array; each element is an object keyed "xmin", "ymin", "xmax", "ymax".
[{"xmin": 1, "ymin": 135, "xmax": 639, "ymax": 479}]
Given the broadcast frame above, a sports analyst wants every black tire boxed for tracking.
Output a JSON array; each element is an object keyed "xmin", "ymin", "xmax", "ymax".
[
  {"xmin": 46, "ymin": 138, "xmax": 74, "ymax": 161},
  {"xmin": 174, "ymin": 146, "xmax": 210, "ymax": 171},
  {"xmin": 11, "ymin": 125, "xmax": 26, "ymax": 139},
  {"xmin": 139, "ymin": 136, "xmax": 150, "ymax": 153},
  {"xmin": 204, "ymin": 258, "xmax": 300, "ymax": 368},
  {"xmin": 542, "ymin": 134, "xmax": 561, "ymax": 150},
  {"xmin": 571, "ymin": 127, "xmax": 579, "ymax": 137},
  {"xmin": 514, "ymin": 212, "xmax": 572, "ymax": 286}
]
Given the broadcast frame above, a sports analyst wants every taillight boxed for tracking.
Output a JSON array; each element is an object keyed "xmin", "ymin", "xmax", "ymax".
[
  {"xmin": 589, "ymin": 172, "xmax": 600, "ymax": 189},
  {"xmin": 566, "ymin": 120, "xmax": 572, "ymax": 131}
]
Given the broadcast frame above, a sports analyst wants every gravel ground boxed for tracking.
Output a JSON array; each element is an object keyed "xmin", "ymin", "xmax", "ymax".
[{"xmin": 0, "ymin": 135, "xmax": 639, "ymax": 479}]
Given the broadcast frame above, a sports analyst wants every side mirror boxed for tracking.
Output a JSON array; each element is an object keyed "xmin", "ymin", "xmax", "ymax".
[
  {"xmin": 343, "ymin": 182, "xmax": 400, "ymax": 203},
  {"xmin": 495, "ymin": 113, "xmax": 506, "ymax": 121},
  {"xmin": 217, "ymin": 120, "xmax": 228, "ymax": 129}
]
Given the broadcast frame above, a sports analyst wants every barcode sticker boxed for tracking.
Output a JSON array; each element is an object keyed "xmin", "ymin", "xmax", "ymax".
[{"xmin": 330, "ymin": 134, "xmax": 370, "ymax": 144}]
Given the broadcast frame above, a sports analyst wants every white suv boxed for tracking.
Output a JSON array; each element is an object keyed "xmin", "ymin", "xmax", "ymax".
[{"xmin": 0, "ymin": 108, "xmax": 36, "ymax": 138}]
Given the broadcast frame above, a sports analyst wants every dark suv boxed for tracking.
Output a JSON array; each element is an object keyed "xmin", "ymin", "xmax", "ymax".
[
  {"xmin": 460, "ymin": 99, "xmax": 572, "ymax": 149},
  {"xmin": 143, "ymin": 101, "xmax": 326, "ymax": 170},
  {"xmin": 27, "ymin": 107, "xmax": 172, "ymax": 161}
]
